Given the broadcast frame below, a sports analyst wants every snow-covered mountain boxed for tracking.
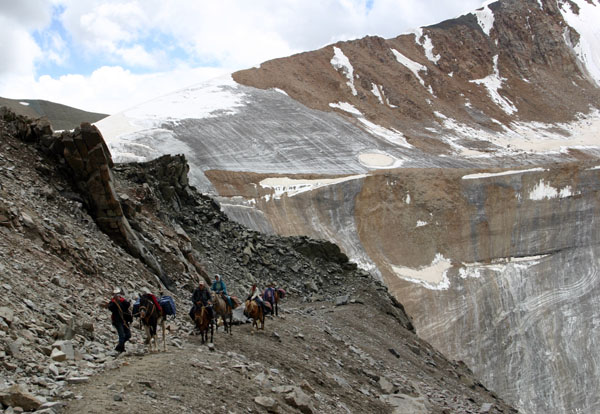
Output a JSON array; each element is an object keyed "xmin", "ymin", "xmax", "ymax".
[{"xmin": 96, "ymin": 1, "xmax": 600, "ymax": 413}]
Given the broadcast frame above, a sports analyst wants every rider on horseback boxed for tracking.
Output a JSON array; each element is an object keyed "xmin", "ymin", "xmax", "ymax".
[
  {"xmin": 211, "ymin": 274, "xmax": 234, "ymax": 309},
  {"xmin": 263, "ymin": 282, "xmax": 276, "ymax": 316},
  {"xmin": 247, "ymin": 283, "xmax": 267, "ymax": 314},
  {"xmin": 190, "ymin": 280, "xmax": 213, "ymax": 321}
]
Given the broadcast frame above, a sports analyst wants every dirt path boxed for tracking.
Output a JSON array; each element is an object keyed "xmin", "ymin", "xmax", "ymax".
[{"xmin": 62, "ymin": 302, "xmax": 391, "ymax": 414}]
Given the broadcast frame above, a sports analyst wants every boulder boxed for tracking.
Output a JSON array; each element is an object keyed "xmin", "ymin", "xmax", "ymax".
[
  {"xmin": 0, "ymin": 384, "xmax": 43, "ymax": 411},
  {"xmin": 284, "ymin": 387, "xmax": 314, "ymax": 414},
  {"xmin": 254, "ymin": 396, "xmax": 279, "ymax": 412},
  {"xmin": 50, "ymin": 348, "xmax": 67, "ymax": 362},
  {"xmin": 0, "ymin": 307, "xmax": 14, "ymax": 325}
]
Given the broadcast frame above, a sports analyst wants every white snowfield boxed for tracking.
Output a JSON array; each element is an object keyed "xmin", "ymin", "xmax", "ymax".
[{"xmin": 560, "ymin": 0, "xmax": 600, "ymax": 86}]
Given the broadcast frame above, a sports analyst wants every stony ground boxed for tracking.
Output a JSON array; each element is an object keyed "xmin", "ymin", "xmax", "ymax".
[{"xmin": 0, "ymin": 111, "xmax": 517, "ymax": 413}]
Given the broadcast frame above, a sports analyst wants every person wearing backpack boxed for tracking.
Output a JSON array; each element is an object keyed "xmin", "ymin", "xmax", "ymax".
[{"xmin": 105, "ymin": 287, "xmax": 132, "ymax": 354}]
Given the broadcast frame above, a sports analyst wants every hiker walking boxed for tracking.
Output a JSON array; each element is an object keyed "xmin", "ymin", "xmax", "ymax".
[
  {"xmin": 190, "ymin": 280, "xmax": 213, "ymax": 321},
  {"xmin": 105, "ymin": 287, "xmax": 132, "ymax": 353},
  {"xmin": 211, "ymin": 274, "xmax": 234, "ymax": 308}
]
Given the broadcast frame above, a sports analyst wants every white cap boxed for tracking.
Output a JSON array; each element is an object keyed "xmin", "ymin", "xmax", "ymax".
[
  {"xmin": 141, "ymin": 287, "xmax": 151, "ymax": 295},
  {"xmin": 113, "ymin": 287, "xmax": 121, "ymax": 294}
]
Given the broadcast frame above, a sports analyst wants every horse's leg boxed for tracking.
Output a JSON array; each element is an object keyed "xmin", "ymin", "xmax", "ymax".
[
  {"xmin": 275, "ymin": 301, "xmax": 278, "ymax": 317},
  {"xmin": 228, "ymin": 313, "xmax": 233, "ymax": 335},
  {"xmin": 161, "ymin": 319, "xmax": 166, "ymax": 352},
  {"xmin": 210, "ymin": 320, "xmax": 214, "ymax": 343},
  {"xmin": 145, "ymin": 325, "xmax": 151, "ymax": 351}
]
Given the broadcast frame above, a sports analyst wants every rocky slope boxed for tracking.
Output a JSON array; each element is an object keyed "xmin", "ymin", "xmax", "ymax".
[
  {"xmin": 0, "ymin": 110, "xmax": 518, "ymax": 413},
  {"xmin": 0, "ymin": 97, "xmax": 107, "ymax": 132},
  {"xmin": 84, "ymin": 1, "xmax": 600, "ymax": 413}
]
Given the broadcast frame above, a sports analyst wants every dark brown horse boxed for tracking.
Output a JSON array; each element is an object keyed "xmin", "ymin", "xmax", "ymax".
[
  {"xmin": 138, "ymin": 295, "xmax": 166, "ymax": 352},
  {"xmin": 194, "ymin": 305, "xmax": 213, "ymax": 344},
  {"xmin": 244, "ymin": 300, "xmax": 264, "ymax": 330},
  {"xmin": 211, "ymin": 292, "xmax": 240, "ymax": 335},
  {"xmin": 263, "ymin": 288, "xmax": 286, "ymax": 317}
]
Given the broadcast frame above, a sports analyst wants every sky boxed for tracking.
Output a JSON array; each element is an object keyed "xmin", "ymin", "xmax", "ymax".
[{"xmin": 0, "ymin": 0, "xmax": 484, "ymax": 114}]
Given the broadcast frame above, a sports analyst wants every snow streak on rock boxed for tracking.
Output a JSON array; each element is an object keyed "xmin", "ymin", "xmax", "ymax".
[
  {"xmin": 331, "ymin": 46, "xmax": 357, "ymax": 96},
  {"xmin": 414, "ymin": 28, "xmax": 441, "ymax": 64},
  {"xmin": 391, "ymin": 49, "xmax": 433, "ymax": 94},
  {"xmin": 470, "ymin": 55, "xmax": 517, "ymax": 114}
]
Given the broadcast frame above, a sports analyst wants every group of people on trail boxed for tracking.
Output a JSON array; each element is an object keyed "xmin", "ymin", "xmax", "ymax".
[
  {"xmin": 106, "ymin": 274, "xmax": 281, "ymax": 353},
  {"xmin": 189, "ymin": 275, "xmax": 278, "ymax": 324}
]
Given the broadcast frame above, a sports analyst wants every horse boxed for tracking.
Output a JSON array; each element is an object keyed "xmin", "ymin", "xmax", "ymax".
[
  {"xmin": 194, "ymin": 305, "xmax": 213, "ymax": 344},
  {"xmin": 263, "ymin": 287, "xmax": 286, "ymax": 316},
  {"xmin": 273, "ymin": 288, "xmax": 285, "ymax": 316},
  {"xmin": 244, "ymin": 299, "xmax": 265, "ymax": 330},
  {"xmin": 211, "ymin": 292, "xmax": 240, "ymax": 335},
  {"xmin": 137, "ymin": 294, "xmax": 166, "ymax": 352}
]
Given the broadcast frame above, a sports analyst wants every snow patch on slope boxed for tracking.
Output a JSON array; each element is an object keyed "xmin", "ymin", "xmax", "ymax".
[
  {"xmin": 391, "ymin": 253, "xmax": 452, "ymax": 290},
  {"xmin": 470, "ymin": 55, "xmax": 517, "ymax": 114},
  {"xmin": 462, "ymin": 168, "xmax": 546, "ymax": 180},
  {"xmin": 529, "ymin": 180, "xmax": 577, "ymax": 200},
  {"xmin": 559, "ymin": 0, "xmax": 600, "ymax": 86},
  {"xmin": 474, "ymin": 1, "xmax": 496, "ymax": 36},
  {"xmin": 331, "ymin": 46, "xmax": 358, "ymax": 96},
  {"xmin": 97, "ymin": 74, "xmax": 247, "ymax": 158},
  {"xmin": 391, "ymin": 49, "xmax": 433, "ymax": 94},
  {"xmin": 357, "ymin": 118, "xmax": 411, "ymax": 148},
  {"xmin": 260, "ymin": 175, "xmax": 366, "ymax": 199},
  {"xmin": 414, "ymin": 28, "xmax": 441, "ymax": 64},
  {"xmin": 329, "ymin": 102, "xmax": 362, "ymax": 115}
]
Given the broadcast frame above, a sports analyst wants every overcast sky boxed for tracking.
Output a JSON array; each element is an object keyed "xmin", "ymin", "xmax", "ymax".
[{"xmin": 0, "ymin": 0, "xmax": 484, "ymax": 114}]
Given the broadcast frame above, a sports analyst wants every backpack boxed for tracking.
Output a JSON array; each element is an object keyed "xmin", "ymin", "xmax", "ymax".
[
  {"xmin": 159, "ymin": 296, "xmax": 176, "ymax": 316},
  {"xmin": 132, "ymin": 298, "xmax": 140, "ymax": 317}
]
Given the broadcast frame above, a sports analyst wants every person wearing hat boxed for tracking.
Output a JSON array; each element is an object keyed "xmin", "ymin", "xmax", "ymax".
[
  {"xmin": 105, "ymin": 287, "xmax": 132, "ymax": 353},
  {"xmin": 190, "ymin": 279, "xmax": 212, "ymax": 322},
  {"xmin": 211, "ymin": 274, "xmax": 233, "ymax": 308}
]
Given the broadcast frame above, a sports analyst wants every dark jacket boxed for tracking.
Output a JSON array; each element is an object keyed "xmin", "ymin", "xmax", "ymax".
[
  {"xmin": 108, "ymin": 296, "xmax": 131, "ymax": 326},
  {"xmin": 192, "ymin": 286, "xmax": 211, "ymax": 306}
]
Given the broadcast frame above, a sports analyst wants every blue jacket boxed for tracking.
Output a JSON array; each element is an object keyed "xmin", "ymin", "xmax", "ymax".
[{"xmin": 211, "ymin": 279, "xmax": 227, "ymax": 295}]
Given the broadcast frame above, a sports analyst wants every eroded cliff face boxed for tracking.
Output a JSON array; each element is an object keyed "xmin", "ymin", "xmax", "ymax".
[{"xmin": 209, "ymin": 163, "xmax": 600, "ymax": 414}]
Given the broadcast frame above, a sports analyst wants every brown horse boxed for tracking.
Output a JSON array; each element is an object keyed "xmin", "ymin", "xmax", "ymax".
[
  {"xmin": 137, "ymin": 295, "xmax": 166, "ymax": 352},
  {"xmin": 211, "ymin": 292, "xmax": 240, "ymax": 334},
  {"xmin": 244, "ymin": 300, "xmax": 265, "ymax": 330},
  {"xmin": 273, "ymin": 288, "xmax": 285, "ymax": 316},
  {"xmin": 194, "ymin": 305, "xmax": 213, "ymax": 344}
]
